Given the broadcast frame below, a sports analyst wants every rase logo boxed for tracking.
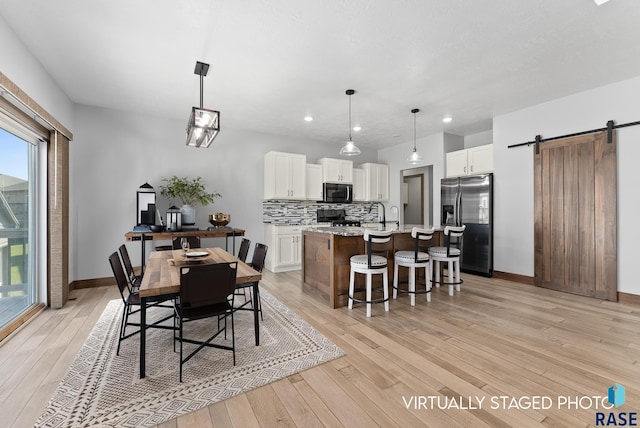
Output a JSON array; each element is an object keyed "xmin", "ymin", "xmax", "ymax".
[
  {"xmin": 596, "ymin": 383, "xmax": 637, "ymax": 426},
  {"xmin": 609, "ymin": 384, "xmax": 626, "ymax": 408}
]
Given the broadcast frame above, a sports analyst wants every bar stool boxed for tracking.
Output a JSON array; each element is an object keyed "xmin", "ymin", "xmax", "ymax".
[
  {"xmin": 428, "ymin": 225, "xmax": 465, "ymax": 296},
  {"xmin": 393, "ymin": 227, "xmax": 434, "ymax": 306},
  {"xmin": 348, "ymin": 229, "xmax": 393, "ymax": 317}
]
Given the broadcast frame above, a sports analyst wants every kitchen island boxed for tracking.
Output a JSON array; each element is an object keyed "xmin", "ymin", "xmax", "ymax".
[{"xmin": 302, "ymin": 225, "xmax": 443, "ymax": 308}]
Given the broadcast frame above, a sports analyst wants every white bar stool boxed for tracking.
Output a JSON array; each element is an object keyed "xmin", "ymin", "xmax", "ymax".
[
  {"xmin": 428, "ymin": 225, "xmax": 465, "ymax": 296},
  {"xmin": 393, "ymin": 227, "xmax": 434, "ymax": 305},
  {"xmin": 348, "ymin": 229, "xmax": 393, "ymax": 317}
]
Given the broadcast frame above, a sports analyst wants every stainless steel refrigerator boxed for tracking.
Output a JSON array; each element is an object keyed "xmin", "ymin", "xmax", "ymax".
[{"xmin": 441, "ymin": 173, "xmax": 493, "ymax": 277}]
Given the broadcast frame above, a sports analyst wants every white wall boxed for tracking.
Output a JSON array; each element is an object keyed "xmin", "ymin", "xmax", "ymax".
[
  {"xmin": 443, "ymin": 132, "xmax": 464, "ymax": 154},
  {"xmin": 70, "ymin": 104, "xmax": 378, "ymax": 281},
  {"xmin": 1, "ymin": 16, "xmax": 75, "ymax": 305},
  {"xmin": 0, "ymin": 15, "xmax": 74, "ymax": 130},
  {"xmin": 493, "ymin": 75, "xmax": 640, "ymax": 295},
  {"xmin": 378, "ymin": 133, "xmax": 445, "ymax": 227},
  {"xmin": 464, "ymin": 130, "xmax": 493, "ymax": 148},
  {"xmin": 70, "ymin": 79, "xmax": 640, "ymax": 296}
]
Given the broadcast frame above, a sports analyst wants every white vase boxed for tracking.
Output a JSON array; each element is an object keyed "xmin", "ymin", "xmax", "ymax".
[{"xmin": 181, "ymin": 204, "xmax": 196, "ymax": 225}]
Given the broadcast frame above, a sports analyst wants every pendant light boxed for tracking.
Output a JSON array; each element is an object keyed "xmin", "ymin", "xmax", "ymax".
[
  {"xmin": 339, "ymin": 89, "xmax": 361, "ymax": 156},
  {"xmin": 185, "ymin": 61, "xmax": 220, "ymax": 148},
  {"xmin": 407, "ymin": 108, "xmax": 423, "ymax": 164}
]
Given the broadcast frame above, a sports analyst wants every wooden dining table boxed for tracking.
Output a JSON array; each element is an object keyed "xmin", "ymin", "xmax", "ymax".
[{"xmin": 138, "ymin": 247, "xmax": 262, "ymax": 378}]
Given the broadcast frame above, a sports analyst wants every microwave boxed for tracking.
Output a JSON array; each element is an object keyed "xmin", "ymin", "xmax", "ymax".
[{"xmin": 322, "ymin": 183, "xmax": 353, "ymax": 203}]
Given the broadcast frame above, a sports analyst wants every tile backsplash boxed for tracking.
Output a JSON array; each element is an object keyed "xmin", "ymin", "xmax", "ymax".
[{"xmin": 263, "ymin": 201, "xmax": 380, "ymax": 225}]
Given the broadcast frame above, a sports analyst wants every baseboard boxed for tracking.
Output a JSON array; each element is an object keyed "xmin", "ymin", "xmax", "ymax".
[
  {"xmin": 492, "ymin": 271, "xmax": 535, "ymax": 285},
  {"xmin": 71, "ymin": 276, "xmax": 114, "ymax": 290},
  {"xmin": 492, "ymin": 272, "xmax": 640, "ymax": 305},
  {"xmin": 618, "ymin": 292, "xmax": 640, "ymax": 305}
]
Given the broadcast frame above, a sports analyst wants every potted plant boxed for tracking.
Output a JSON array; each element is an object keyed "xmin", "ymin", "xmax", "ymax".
[{"xmin": 159, "ymin": 176, "xmax": 221, "ymax": 225}]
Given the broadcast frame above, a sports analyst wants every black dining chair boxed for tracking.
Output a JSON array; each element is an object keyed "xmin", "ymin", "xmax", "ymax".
[
  {"xmin": 119, "ymin": 244, "xmax": 141, "ymax": 292},
  {"xmin": 237, "ymin": 238, "xmax": 251, "ymax": 263},
  {"xmin": 174, "ymin": 262, "xmax": 238, "ymax": 382},
  {"xmin": 234, "ymin": 238, "xmax": 252, "ymax": 302},
  {"xmin": 235, "ymin": 243, "xmax": 268, "ymax": 320},
  {"xmin": 108, "ymin": 252, "xmax": 175, "ymax": 356}
]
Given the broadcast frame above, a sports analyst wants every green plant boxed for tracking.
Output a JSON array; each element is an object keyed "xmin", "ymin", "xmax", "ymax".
[{"xmin": 159, "ymin": 176, "xmax": 221, "ymax": 206}]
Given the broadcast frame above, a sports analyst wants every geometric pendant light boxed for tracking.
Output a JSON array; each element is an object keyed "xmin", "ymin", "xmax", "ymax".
[
  {"xmin": 186, "ymin": 61, "xmax": 220, "ymax": 148},
  {"xmin": 407, "ymin": 108, "xmax": 423, "ymax": 164},
  {"xmin": 339, "ymin": 89, "xmax": 361, "ymax": 156}
]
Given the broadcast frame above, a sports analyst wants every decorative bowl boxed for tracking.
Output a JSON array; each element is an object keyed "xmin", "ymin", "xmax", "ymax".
[
  {"xmin": 208, "ymin": 213, "xmax": 230, "ymax": 227},
  {"xmin": 149, "ymin": 224, "xmax": 165, "ymax": 232}
]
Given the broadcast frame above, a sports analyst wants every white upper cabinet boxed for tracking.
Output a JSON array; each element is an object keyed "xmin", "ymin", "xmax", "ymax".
[
  {"xmin": 305, "ymin": 164, "xmax": 323, "ymax": 201},
  {"xmin": 468, "ymin": 144, "xmax": 493, "ymax": 174},
  {"xmin": 446, "ymin": 144, "xmax": 494, "ymax": 177},
  {"xmin": 360, "ymin": 163, "xmax": 389, "ymax": 201},
  {"xmin": 352, "ymin": 168, "xmax": 366, "ymax": 201},
  {"xmin": 446, "ymin": 150, "xmax": 469, "ymax": 177},
  {"xmin": 318, "ymin": 158, "xmax": 353, "ymax": 183},
  {"xmin": 264, "ymin": 151, "xmax": 307, "ymax": 200}
]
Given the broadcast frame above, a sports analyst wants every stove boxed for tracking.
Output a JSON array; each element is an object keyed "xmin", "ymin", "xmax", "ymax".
[{"xmin": 317, "ymin": 209, "xmax": 361, "ymax": 227}]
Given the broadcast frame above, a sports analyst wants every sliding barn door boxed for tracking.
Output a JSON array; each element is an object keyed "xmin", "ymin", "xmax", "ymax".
[{"xmin": 534, "ymin": 131, "xmax": 617, "ymax": 300}]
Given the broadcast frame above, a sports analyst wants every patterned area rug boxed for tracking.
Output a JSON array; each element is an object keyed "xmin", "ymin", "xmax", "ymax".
[{"xmin": 36, "ymin": 288, "xmax": 344, "ymax": 427}]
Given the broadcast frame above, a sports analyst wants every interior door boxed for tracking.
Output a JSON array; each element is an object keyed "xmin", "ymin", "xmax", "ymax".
[
  {"xmin": 534, "ymin": 131, "xmax": 617, "ymax": 300},
  {"xmin": 403, "ymin": 174, "xmax": 424, "ymax": 224}
]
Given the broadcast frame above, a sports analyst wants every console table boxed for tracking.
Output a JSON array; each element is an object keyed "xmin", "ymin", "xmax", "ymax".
[{"xmin": 124, "ymin": 228, "xmax": 245, "ymax": 272}]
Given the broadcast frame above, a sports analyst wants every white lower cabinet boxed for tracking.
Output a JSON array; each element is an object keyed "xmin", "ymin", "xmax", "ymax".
[{"xmin": 264, "ymin": 224, "xmax": 305, "ymax": 272}]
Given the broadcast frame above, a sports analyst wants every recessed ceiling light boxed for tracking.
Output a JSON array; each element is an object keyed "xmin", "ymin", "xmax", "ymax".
[
  {"xmin": 304, "ymin": 116, "xmax": 313, "ymax": 122},
  {"xmin": 594, "ymin": 0, "xmax": 610, "ymax": 5},
  {"xmin": 353, "ymin": 125, "xmax": 362, "ymax": 131},
  {"xmin": 442, "ymin": 116, "xmax": 453, "ymax": 123}
]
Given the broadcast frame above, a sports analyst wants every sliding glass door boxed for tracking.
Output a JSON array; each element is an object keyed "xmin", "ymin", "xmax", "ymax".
[{"xmin": 0, "ymin": 127, "xmax": 37, "ymax": 329}]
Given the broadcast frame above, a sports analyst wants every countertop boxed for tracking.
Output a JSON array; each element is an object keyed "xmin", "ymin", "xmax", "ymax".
[{"xmin": 304, "ymin": 224, "xmax": 444, "ymax": 237}]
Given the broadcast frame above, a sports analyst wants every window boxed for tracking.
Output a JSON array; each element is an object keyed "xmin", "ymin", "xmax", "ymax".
[{"xmin": 0, "ymin": 124, "xmax": 40, "ymax": 330}]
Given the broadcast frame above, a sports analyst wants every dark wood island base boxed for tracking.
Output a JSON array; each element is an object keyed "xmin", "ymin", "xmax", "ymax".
[{"xmin": 302, "ymin": 227, "xmax": 443, "ymax": 308}]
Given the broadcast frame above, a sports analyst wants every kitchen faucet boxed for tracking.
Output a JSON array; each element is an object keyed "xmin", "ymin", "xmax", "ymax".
[
  {"xmin": 368, "ymin": 202, "xmax": 386, "ymax": 227},
  {"xmin": 390, "ymin": 205, "xmax": 400, "ymax": 227}
]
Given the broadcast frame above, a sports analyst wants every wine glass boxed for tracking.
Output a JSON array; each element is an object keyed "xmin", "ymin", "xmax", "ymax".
[{"xmin": 180, "ymin": 237, "xmax": 190, "ymax": 255}]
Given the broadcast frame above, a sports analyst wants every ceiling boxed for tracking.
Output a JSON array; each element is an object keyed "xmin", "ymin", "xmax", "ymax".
[{"xmin": 2, "ymin": 0, "xmax": 640, "ymax": 151}]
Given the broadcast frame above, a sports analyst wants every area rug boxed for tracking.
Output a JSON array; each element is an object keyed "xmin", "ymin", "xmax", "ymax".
[{"xmin": 36, "ymin": 288, "xmax": 345, "ymax": 427}]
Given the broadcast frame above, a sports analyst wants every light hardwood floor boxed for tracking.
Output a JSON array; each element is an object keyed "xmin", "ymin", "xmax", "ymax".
[{"xmin": 1, "ymin": 270, "xmax": 639, "ymax": 427}]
